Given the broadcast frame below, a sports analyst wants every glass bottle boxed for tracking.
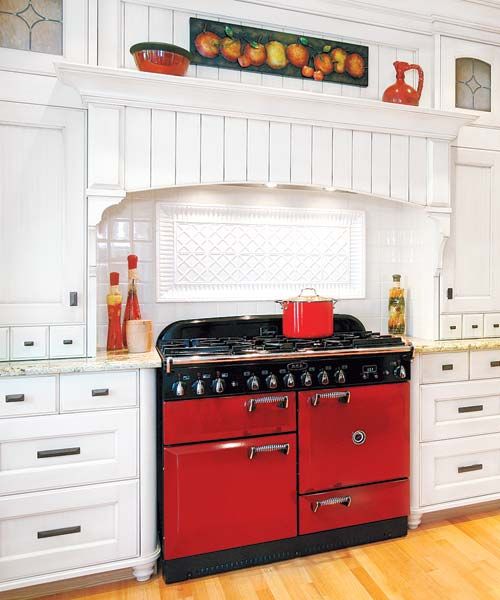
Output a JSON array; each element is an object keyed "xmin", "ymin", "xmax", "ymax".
[
  {"xmin": 107, "ymin": 272, "xmax": 124, "ymax": 351},
  {"xmin": 123, "ymin": 254, "xmax": 142, "ymax": 347},
  {"xmin": 388, "ymin": 274, "xmax": 406, "ymax": 335}
]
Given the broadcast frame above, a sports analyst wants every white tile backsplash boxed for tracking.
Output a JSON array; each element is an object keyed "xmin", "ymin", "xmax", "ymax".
[{"xmin": 96, "ymin": 185, "xmax": 436, "ymax": 348}]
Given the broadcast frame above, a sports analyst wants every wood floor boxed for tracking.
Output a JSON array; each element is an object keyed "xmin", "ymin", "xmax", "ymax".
[{"xmin": 40, "ymin": 509, "xmax": 500, "ymax": 600}]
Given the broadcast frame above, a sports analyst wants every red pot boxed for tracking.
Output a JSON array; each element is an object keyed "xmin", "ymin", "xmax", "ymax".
[{"xmin": 277, "ymin": 289, "xmax": 336, "ymax": 339}]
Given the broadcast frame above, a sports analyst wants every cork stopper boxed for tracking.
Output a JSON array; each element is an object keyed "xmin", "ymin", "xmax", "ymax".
[
  {"xmin": 392, "ymin": 274, "xmax": 401, "ymax": 282},
  {"xmin": 127, "ymin": 254, "xmax": 138, "ymax": 269},
  {"xmin": 110, "ymin": 272, "xmax": 120, "ymax": 286}
]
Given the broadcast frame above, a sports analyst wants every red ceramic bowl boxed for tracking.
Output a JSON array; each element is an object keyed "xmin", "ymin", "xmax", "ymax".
[{"xmin": 130, "ymin": 43, "xmax": 193, "ymax": 76}]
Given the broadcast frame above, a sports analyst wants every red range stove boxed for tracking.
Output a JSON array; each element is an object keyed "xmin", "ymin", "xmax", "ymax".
[{"xmin": 157, "ymin": 314, "xmax": 412, "ymax": 583}]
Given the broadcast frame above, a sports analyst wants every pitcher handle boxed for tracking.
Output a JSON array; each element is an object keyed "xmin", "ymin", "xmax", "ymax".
[{"xmin": 408, "ymin": 64, "xmax": 424, "ymax": 100}]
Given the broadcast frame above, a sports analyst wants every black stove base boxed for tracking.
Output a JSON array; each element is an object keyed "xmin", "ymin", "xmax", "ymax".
[{"xmin": 162, "ymin": 516, "xmax": 407, "ymax": 584}]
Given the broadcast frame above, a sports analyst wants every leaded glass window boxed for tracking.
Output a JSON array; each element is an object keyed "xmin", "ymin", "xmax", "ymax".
[
  {"xmin": 456, "ymin": 57, "xmax": 491, "ymax": 112},
  {"xmin": 0, "ymin": 0, "xmax": 62, "ymax": 55}
]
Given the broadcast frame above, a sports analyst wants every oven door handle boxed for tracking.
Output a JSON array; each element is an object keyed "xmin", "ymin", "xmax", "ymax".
[
  {"xmin": 311, "ymin": 391, "xmax": 350, "ymax": 407},
  {"xmin": 248, "ymin": 443, "xmax": 290, "ymax": 460},
  {"xmin": 312, "ymin": 495, "xmax": 352, "ymax": 513},
  {"xmin": 247, "ymin": 395, "xmax": 289, "ymax": 412}
]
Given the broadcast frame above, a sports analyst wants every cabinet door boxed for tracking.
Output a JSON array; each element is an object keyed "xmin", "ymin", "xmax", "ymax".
[
  {"xmin": 0, "ymin": 101, "xmax": 85, "ymax": 325},
  {"xmin": 442, "ymin": 148, "xmax": 500, "ymax": 313}
]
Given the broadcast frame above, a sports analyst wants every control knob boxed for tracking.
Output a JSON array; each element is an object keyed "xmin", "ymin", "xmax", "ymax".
[
  {"xmin": 266, "ymin": 373, "xmax": 278, "ymax": 390},
  {"xmin": 172, "ymin": 380, "xmax": 186, "ymax": 397},
  {"xmin": 283, "ymin": 372, "xmax": 295, "ymax": 388},
  {"xmin": 317, "ymin": 369, "xmax": 329, "ymax": 386},
  {"xmin": 212, "ymin": 377, "xmax": 226, "ymax": 394},
  {"xmin": 394, "ymin": 364, "xmax": 407, "ymax": 380},
  {"xmin": 193, "ymin": 379, "xmax": 205, "ymax": 396},
  {"xmin": 301, "ymin": 371, "xmax": 313, "ymax": 387},
  {"xmin": 334, "ymin": 368, "xmax": 346, "ymax": 385},
  {"xmin": 247, "ymin": 375, "xmax": 260, "ymax": 392}
]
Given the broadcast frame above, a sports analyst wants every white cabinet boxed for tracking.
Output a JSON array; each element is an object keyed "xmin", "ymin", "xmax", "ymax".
[
  {"xmin": 0, "ymin": 101, "xmax": 85, "ymax": 327},
  {"xmin": 441, "ymin": 148, "xmax": 500, "ymax": 315}
]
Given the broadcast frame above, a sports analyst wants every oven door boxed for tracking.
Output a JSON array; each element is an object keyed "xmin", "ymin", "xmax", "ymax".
[
  {"xmin": 298, "ymin": 383, "xmax": 409, "ymax": 494},
  {"xmin": 163, "ymin": 433, "xmax": 297, "ymax": 559}
]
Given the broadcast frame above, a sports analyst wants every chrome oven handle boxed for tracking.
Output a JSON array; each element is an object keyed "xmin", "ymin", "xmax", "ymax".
[
  {"xmin": 312, "ymin": 495, "xmax": 352, "ymax": 513},
  {"xmin": 248, "ymin": 443, "xmax": 290, "ymax": 460},
  {"xmin": 247, "ymin": 395, "xmax": 289, "ymax": 412},
  {"xmin": 311, "ymin": 391, "xmax": 350, "ymax": 407}
]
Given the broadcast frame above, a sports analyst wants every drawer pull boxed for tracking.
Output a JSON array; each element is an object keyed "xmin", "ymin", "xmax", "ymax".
[
  {"xmin": 63, "ymin": 339, "xmax": 73, "ymax": 345},
  {"xmin": 490, "ymin": 361, "xmax": 500, "ymax": 368},
  {"xmin": 23, "ymin": 341, "xmax": 34, "ymax": 347},
  {"xmin": 5, "ymin": 393, "xmax": 25, "ymax": 403},
  {"xmin": 458, "ymin": 405, "xmax": 484, "ymax": 414},
  {"xmin": 312, "ymin": 495, "xmax": 352, "ymax": 513},
  {"xmin": 311, "ymin": 391, "xmax": 350, "ymax": 407},
  {"xmin": 248, "ymin": 443, "xmax": 290, "ymax": 460},
  {"xmin": 458, "ymin": 463, "xmax": 483, "ymax": 474},
  {"xmin": 91, "ymin": 388, "xmax": 109, "ymax": 397},
  {"xmin": 449, "ymin": 326, "xmax": 457, "ymax": 330},
  {"xmin": 37, "ymin": 447, "xmax": 81, "ymax": 459},
  {"xmin": 472, "ymin": 325, "xmax": 479, "ymax": 329},
  {"xmin": 494, "ymin": 324, "xmax": 500, "ymax": 329},
  {"xmin": 247, "ymin": 395, "xmax": 289, "ymax": 412},
  {"xmin": 442, "ymin": 364, "xmax": 454, "ymax": 371},
  {"xmin": 37, "ymin": 526, "xmax": 81, "ymax": 539}
]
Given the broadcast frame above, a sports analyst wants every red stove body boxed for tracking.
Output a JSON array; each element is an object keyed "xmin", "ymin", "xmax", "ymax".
[{"xmin": 157, "ymin": 314, "xmax": 412, "ymax": 583}]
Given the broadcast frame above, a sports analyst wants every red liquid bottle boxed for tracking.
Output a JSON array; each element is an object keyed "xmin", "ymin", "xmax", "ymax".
[
  {"xmin": 107, "ymin": 272, "xmax": 124, "ymax": 351},
  {"xmin": 123, "ymin": 254, "xmax": 142, "ymax": 347}
]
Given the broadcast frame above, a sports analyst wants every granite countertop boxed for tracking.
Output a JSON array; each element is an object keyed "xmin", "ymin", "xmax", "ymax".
[
  {"xmin": 405, "ymin": 337, "xmax": 500, "ymax": 354},
  {"xmin": 0, "ymin": 349, "xmax": 162, "ymax": 377}
]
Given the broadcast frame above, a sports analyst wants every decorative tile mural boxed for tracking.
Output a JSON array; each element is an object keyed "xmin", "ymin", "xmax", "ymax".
[
  {"xmin": 157, "ymin": 203, "xmax": 365, "ymax": 301},
  {"xmin": 0, "ymin": 0, "xmax": 62, "ymax": 54},
  {"xmin": 190, "ymin": 17, "xmax": 368, "ymax": 87}
]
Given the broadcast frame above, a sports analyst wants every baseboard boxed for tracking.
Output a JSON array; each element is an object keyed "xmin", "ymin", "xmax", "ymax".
[
  {"xmin": 422, "ymin": 498, "xmax": 500, "ymax": 525},
  {"xmin": 0, "ymin": 568, "xmax": 136, "ymax": 600}
]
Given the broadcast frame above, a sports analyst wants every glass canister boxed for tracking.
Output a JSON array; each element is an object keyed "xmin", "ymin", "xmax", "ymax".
[{"xmin": 388, "ymin": 274, "xmax": 406, "ymax": 335}]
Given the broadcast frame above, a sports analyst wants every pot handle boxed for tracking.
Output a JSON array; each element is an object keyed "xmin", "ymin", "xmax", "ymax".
[{"xmin": 299, "ymin": 287, "xmax": 318, "ymax": 297}]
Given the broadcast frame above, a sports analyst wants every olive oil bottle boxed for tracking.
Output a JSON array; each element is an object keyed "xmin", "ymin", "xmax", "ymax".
[{"xmin": 388, "ymin": 274, "xmax": 406, "ymax": 335}]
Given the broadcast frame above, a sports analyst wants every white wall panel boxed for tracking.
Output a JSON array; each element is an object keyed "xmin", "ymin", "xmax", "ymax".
[
  {"xmin": 151, "ymin": 110, "xmax": 176, "ymax": 188},
  {"xmin": 311, "ymin": 127, "xmax": 333, "ymax": 187},
  {"xmin": 352, "ymin": 131, "xmax": 372, "ymax": 193},
  {"xmin": 247, "ymin": 119, "xmax": 269, "ymax": 182},
  {"xmin": 428, "ymin": 140, "xmax": 450, "ymax": 207},
  {"xmin": 378, "ymin": 46, "xmax": 398, "ymax": 99},
  {"xmin": 125, "ymin": 107, "xmax": 151, "ymax": 190},
  {"xmin": 371, "ymin": 133, "xmax": 390, "ymax": 197},
  {"xmin": 88, "ymin": 104, "xmax": 123, "ymax": 190},
  {"xmin": 148, "ymin": 7, "xmax": 173, "ymax": 43},
  {"xmin": 290, "ymin": 124, "xmax": 312, "ymax": 185},
  {"xmin": 123, "ymin": 2, "xmax": 149, "ymax": 68},
  {"xmin": 409, "ymin": 136, "xmax": 427, "ymax": 205},
  {"xmin": 173, "ymin": 10, "xmax": 196, "ymax": 77},
  {"xmin": 333, "ymin": 129, "xmax": 353, "ymax": 190},
  {"xmin": 224, "ymin": 117, "xmax": 247, "ymax": 182},
  {"xmin": 176, "ymin": 113, "xmax": 201, "ymax": 185},
  {"xmin": 390, "ymin": 134, "xmax": 409, "ymax": 201},
  {"xmin": 269, "ymin": 122, "xmax": 291, "ymax": 183},
  {"xmin": 201, "ymin": 115, "xmax": 224, "ymax": 183}
]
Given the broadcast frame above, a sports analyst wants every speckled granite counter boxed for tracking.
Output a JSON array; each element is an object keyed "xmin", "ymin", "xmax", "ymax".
[
  {"xmin": 0, "ymin": 349, "xmax": 161, "ymax": 377},
  {"xmin": 405, "ymin": 337, "xmax": 500, "ymax": 354}
]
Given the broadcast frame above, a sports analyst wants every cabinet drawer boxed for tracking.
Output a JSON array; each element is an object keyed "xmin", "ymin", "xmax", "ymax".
[
  {"xmin": 0, "ymin": 376, "xmax": 56, "ymax": 418},
  {"xmin": 463, "ymin": 314, "xmax": 484, "ymax": 339},
  {"xmin": 164, "ymin": 392, "xmax": 296, "ymax": 445},
  {"xmin": 421, "ymin": 380, "xmax": 500, "ymax": 441},
  {"xmin": 470, "ymin": 350, "xmax": 500, "ymax": 380},
  {"xmin": 440, "ymin": 315, "xmax": 462, "ymax": 340},
  {"xmin": 50, "ymin": 325, "xmax": 85, "ymax": 358},
  {"xmin": 0, "ymin": 410, "xmax": 137, "ymax": 495},
  {"xmin": 10, "ymin": 327, "xmax": 48, "ymax": 360},
  {"xmin": 484, "ymin": 314, "xmax": 500, "ymax": 338},
  {"xmin": 60, "ymin": 371, "xmax": 137, "ymax": 412},
  {"xmin": 299, "ymin": 479, "xmax": 409, "ymax": 535},
  {"xmin": 421, "ymin": 433, "xmax": 500, "ymax": 506},
  {"xmin": 0, "ymin": 480, "xmax": 138, "ymax": 583},
  {"xmin": 0, "ymin": 328, "xmax": 8, "ymax": 361},
  {"xmin": 421, "ymin": 352, "xmax": 468, "ymax": 384}
]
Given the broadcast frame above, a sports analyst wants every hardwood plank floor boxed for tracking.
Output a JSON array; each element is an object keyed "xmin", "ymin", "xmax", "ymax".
[{"xmin": 41, "ymin": 510, "xmax": 500, "ymax": 600}]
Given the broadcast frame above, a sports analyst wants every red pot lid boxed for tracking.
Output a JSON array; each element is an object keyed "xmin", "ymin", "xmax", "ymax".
[{"xmin": 286, "ymin": 288, "xmax": 335, "ymax": 303}]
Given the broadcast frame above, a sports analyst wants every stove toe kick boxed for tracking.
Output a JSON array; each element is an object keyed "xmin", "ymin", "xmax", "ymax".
[{"xmin": 162, "ymin": 516, "xmax": 408, "ymax": 584}]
